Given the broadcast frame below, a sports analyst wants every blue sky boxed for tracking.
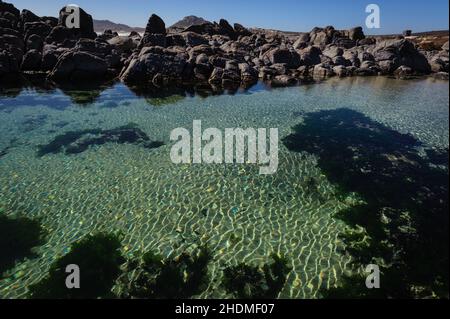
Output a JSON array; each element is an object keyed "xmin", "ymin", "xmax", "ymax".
[{"xmin": 10, "ymin": 0, "xmax": 449, "ymax": 34}]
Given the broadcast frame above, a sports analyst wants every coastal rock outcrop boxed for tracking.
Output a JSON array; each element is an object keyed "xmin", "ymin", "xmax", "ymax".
[
  {"xmin": 139, "ymin": 14, "xmax": 167, "ymax": 49},
  {"xmin": 1, "ymin": 1, "xmax": 448, "ymax": 86}
]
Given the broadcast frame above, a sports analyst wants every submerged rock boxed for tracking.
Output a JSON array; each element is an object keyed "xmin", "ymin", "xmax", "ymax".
[{"xmin": 37, "ymin": 124, "xmax": 164, "ymax": 156}]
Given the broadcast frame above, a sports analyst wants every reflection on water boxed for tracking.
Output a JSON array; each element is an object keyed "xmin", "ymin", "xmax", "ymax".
[{"xmin": 0, "ymin": 76, "xmax": 448, "ymax": 298}]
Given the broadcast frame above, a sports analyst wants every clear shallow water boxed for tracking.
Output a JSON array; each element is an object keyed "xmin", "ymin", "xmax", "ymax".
[{"xmin": 0, "ymin": 76, "xmax": 448, "ymax": 298}]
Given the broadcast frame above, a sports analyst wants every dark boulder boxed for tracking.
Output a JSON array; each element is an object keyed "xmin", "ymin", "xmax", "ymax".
[
  {"xmin": 183, "ymin": 31, "xmax": 208, "ymax": 47},
  {"xmin": 0, "ymin": 34, "xmax": 24, "ymax": 62},
  {"xmin": 144, "ymin": 14, "xmax": 166, "ymax": 35},
  {"xmin": 48, "ymin": 51, "xmax": 108, "ymax": 82},
  {"xmin": 0, "ymin": 49, "xmax": 19, "ymax": 77},
  {"xmin": 41, "ymin": 16, "xmax": 58, "ymax": 27},
  {"xmin": 139, "ymin": 14, "xmax": 167, "ymax": 48},
  {"xmin": 166, "ymin": 34, "xmax": 186, "ymax": 47},
  {"xmin": 107, "ymin": 36, "xmax": 136, "ymax": 52},
  {"xmin": 263, "ymin": 48, "xmax": 301, "ymax": 69},
  {"xmin": 403, "ymin": 30, "xmax": 412, "ymax": 37},
  {"xmin": 45, "ymin": 25, "xmax": 78, "ymax": 44},
  {"xmin": 234, "ymin": 23, "xmax": 251, "ymax": 37},
  {"xmin": 298, "ymin": 46, "xmax": 322, "ymax": 66},
  {"xmin": 310, "ymin": 26, "xmax": 335, "ymax": 46},
  {"xmin": 219, "ymin": 19, "xmax": 237, "ymax": 40},
  {"xmin": 373, "ymin": 39, "xmax": 431, "ymax": 74},
  {"xmin": 293, "ymin": 34, "xmax": 310, "ymax": 49},
  {"xmin": 140, "ymin": 33, "xmax": 166, "ymax": 49},
  {"xmin": 120, "ymin": 46, "xmax": 188, "ymax": 84},
  {"xmin": 348, "ymin": 27, "xmax": 365, "ymax": 41},
  {"xmin": 58, "ymin": 5, "xmax": 96, "ymax": 39},
  {"xmin": 41, "ymin": 44, "xmax": 67, "ymax": 71},
  {"xmin": 21, "ymin": 49, "xmax": 41, "ymax": 71},
  {"xmin": 0, "ymin": 1, "xmax": 20, "ymax": 29},
  {"xmin": 26, "ymin": 34, "xmax": 44, "ymax": 51},
  {"xmin": 24, "ymin": 21, "xmax": 52, "ymax": 41},
  {"xmin": 271, "ymin": 75, "xmax": 297, "ymax": 87},
  {"xmin": 20, "ymin": 9, "xmax": 40, "ymax": 27},
  {"xmin": 183, "ymin": 22, "xmax": 217, "ymax": 35}
]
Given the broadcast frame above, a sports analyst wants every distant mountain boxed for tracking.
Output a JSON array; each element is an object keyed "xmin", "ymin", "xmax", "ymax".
[
  {"xmin": 93, "ymin": 19, "xmax": 145, "ymax": 33},
  {"xmin": 170, "ymin": 15, "xmax": 210, "ymax": 29}
]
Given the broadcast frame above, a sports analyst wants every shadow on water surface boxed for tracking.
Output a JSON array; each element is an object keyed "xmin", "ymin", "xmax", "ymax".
[
  {"xmin": 0, "ymin": 214, "xmax": 46, "ymax": 276},
  {"xmin": 283, "ymin": 108, "xmax": 449, "ymax": 298}
]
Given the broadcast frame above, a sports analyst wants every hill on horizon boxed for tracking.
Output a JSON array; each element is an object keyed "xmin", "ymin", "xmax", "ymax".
[
  {"xmin": 169, "ymin": 15, "xmax": 210, "ymax": 29},
  {"xmin": 93, "ymin": 19, "xmax": 145, "ymax": 33}
]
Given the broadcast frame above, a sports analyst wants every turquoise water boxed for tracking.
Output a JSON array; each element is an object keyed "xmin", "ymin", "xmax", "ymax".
[{"xmin": 0, "ymin": 76, "xmax": 448, "ymax": 298}]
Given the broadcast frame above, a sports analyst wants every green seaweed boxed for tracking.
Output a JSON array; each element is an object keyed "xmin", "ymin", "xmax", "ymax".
[
  {"xmin": 0, "ymin": 214, "xmax": 46, "ymax": 275},
  {"xmin": 29, "ymin": 233, "xmax": 125, "ymax": 299},
  {"xmin": 283, "ymin": 108, "xmax": 449, "ymax": 298},
  {"xmin": 222, "ymin": 254, "xmax": 291, "ymax": 299},
  {"xmin": 145, "ymin": 94, "xmax": 185, "ymax": 107},
  {"xmin": 118, "ymin": 245, "xmax": 212, "ymax": 299}
]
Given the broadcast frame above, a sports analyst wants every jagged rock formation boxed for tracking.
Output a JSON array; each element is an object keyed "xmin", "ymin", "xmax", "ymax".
[{"xmin": 1, "ymin": 1, "xmax": 448, "ymax": 86}]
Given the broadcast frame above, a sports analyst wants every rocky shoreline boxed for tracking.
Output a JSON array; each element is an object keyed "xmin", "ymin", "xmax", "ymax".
[{"xmin": 1, "ymin": 1, "xmax": 449, "ymax": 91}]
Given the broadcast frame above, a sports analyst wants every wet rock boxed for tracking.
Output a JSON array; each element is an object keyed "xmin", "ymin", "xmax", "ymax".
[
  {"xmin": 354, "ymin": 67, "xmax": 377, "ymax": 76},
  {"xmin": 208, "ymin": 67, "xmax": 223, "ymax": 84},
  {"xmin": 21, "ymin": 49, "xmax": 41, "ymax": 71},
  {"xmin": 333, "ymin": 65, "xmax": 349, "ymax": 77},
  {"xmin": 48, "ymin": 51, "xmax": 108, "ymax": 82},
  {"xmin": 394, "ymin": 65, "xmax": 414, "ymax": 78},
  {"xmin": 221, "ymin": 68, "xmax": 241, "ymax": 87},
  {"xmin": 271, "ymin": 75, "xmax": 297, "ymax": 87},
  {"xmin": 433, "ymin": 72, "xmax": 449, "ymax": 80},
  {"xmin": 194, "ymin": 61, "xmax": 213, "ymax": 81},
  {"xmin": 41, "ymin": 44, "xmax": 67, "ymax": 71},
  {"xmin": 238, "ymin": 62, "xmax": 258, "ymax": 83},
  {"xmin": 0, "ymin": 33, "xmax": 24, "ymax": 62},
  {"xmin": 0, "ymin": 50, "xmax": 19, "ymax": 77},
  {"xmin": 428, "ymin": 55, "xmax": 449, "ymax": 73},
  {"xmin": 313, "ymin": 63, "xmax": 335, "ymax": 78}
]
